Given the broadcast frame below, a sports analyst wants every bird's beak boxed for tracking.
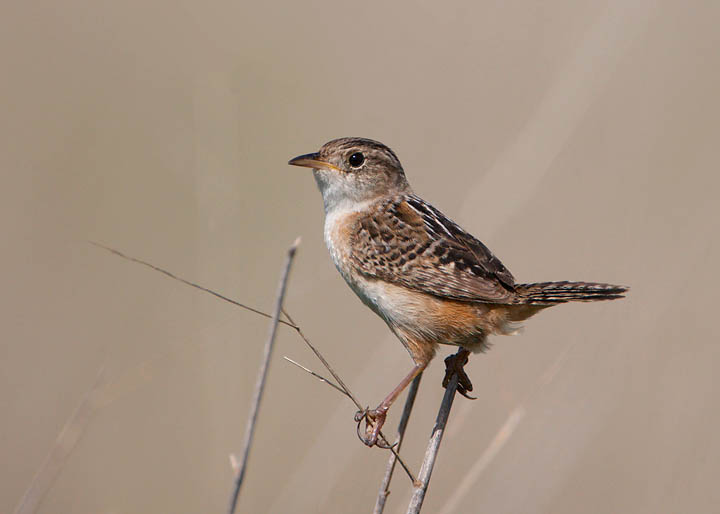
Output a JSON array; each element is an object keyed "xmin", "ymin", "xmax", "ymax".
[{"xmin": 288, "ymin": 152, "xmax": 341, "ymax": 172}]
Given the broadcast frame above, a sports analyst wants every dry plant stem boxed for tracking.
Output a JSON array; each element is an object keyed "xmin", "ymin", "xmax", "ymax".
[
  {"xmin": 373, "ymin": 373, "xmax": 422, "ymax": 514},
  {"xmin": 282, "ymin": 356, "xmax": 349, "ymax": 398},
  {"xmin": 406, "ymin": 371, "xmax": 459, "ymax": 514},
  {"xmin": 282, "ymin": 309, "xmax": 362, "ymax": 407},
  {"xmin": 14, "ymin": 367, "xmax": 105, "ymax": 514},
  {"xmin": 227, "ymin": 238, "xmax": 300, "ymax": 514},
  {"xmin": 92, "ymin": 243, "xmax": 416, "ymax": 483},
  {"xmin": 282, "ymin": 355, "xmax": 417, "ymax": 484},
  {"xmin": 281, "ymin": 310, "xmax": 416, "ymax": 483},
  {"xmin": 89, "ymin": 242, "xmax": 296, "ymax": 329}
]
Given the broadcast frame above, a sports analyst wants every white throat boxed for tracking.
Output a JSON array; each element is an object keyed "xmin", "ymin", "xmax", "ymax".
[{"xmin": 313, "ymin": 169, "xmax": 373, "ymax": 215}]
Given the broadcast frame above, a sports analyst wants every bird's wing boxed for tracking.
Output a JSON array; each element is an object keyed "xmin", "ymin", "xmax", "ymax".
[{"xmin": 349, "ymin": 195, "xmax": 518, "ymax": 304}]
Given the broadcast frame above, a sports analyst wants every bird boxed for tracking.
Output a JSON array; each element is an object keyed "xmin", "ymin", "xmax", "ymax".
[{"xmin": 288, "ymin": 137, "xmax": 627, "ymax": 447}]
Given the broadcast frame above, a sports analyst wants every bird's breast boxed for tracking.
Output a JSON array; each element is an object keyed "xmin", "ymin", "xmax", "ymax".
[{"xmin": 323, "ymin": 203, "xmax": 389, "ymax": 316}]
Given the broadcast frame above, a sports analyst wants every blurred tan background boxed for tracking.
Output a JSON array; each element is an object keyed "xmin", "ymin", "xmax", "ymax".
[{"xmin": 2, "ymin": 0, "xmax": 719, "ymax": 512}]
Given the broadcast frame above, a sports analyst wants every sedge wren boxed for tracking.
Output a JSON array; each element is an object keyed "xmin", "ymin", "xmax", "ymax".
[{"xmin": 289, "ymin": 137, "xmax": 627, "ymax": 447}]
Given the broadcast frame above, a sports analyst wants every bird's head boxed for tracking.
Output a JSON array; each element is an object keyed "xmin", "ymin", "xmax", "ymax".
[{"xmin": 289, "ymin": 137, "xmax": 410, "ymax": 212}]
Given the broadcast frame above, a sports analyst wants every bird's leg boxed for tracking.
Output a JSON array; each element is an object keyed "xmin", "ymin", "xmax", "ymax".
[
  {"xmin": 442, "ymin": 347, "xmax": 476, "ymax": 399},
  {"xmin": 356, "ymin": 363, "xmax": 426, "ymax": 447}
]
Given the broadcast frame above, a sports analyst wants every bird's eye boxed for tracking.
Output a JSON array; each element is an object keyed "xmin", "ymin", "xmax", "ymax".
[{"xmin": 348, "ymin": 152, "xmax": 365, "ymax": 168}]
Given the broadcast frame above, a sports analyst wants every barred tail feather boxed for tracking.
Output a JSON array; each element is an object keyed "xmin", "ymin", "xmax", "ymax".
[{"xmin": 516, "ymin": 281, "xmax": 628, "ymax": 304}]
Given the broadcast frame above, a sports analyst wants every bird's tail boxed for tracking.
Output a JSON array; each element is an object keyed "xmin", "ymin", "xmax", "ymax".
[{"xmin": 515, "ymin": 281, "xmax": 628, "ymax": 304}]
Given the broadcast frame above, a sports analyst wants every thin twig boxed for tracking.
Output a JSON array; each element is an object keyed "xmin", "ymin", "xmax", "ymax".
[
  {"xmin": 406, "ymin": 371, "xmax": 459, "ymax": 514},
  {"xmin": 226, "ymin": 238, "xmax": 300, "ymax": 514},
  {"xmin": 281, "ymin": 310, "xmax": 416, "ymax": 483},
  {"xmin": 373, "ymin": 373, "xmax": 422, "ymax": 514},
  {"xmin": 283, "ymin": 356, "xmax": 348, "ymax": 398},
  {"xmin": 92, "ymin": 242, "xmax": 416, "ymax": 483},
  {"xmin": 89, "ymin": 241, "xmax": 297, "ymax": 329},
  {"xmin": 281, "ymin": 310, "xmax": 363, "ymax": 408}
]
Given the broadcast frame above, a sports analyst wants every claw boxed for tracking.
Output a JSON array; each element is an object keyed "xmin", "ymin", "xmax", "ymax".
[
  {"xmin": 443, "ymin": 349, "xmax": 477, "ymax": 400},
  {"xmin": 354, "ymin": 406, "xmax": 389, "ymax": 447},
  {"xmin": 354, "ymin": 407, "xmax": 369, "ymax": 423}
]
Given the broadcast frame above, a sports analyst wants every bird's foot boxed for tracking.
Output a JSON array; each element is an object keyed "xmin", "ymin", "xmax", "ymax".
[
  {"xmin": 443, "ymin": 349, "xmax": 476, "ymax": 399},
  {"xmin": 354, "ymin": 406, "xmax": 391, "ymax": 448}
]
